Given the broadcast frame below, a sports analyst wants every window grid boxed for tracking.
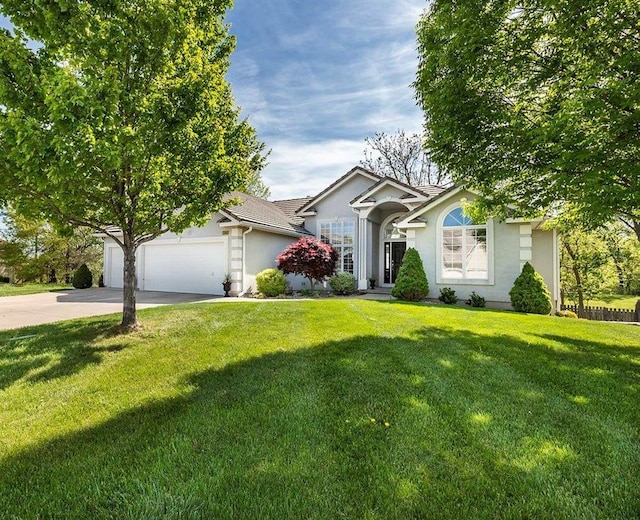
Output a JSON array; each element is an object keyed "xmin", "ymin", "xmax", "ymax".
[
  {"xmin": 319, "ymin": 221, "xmax": 355, "ymax": 274},
  {"xmin": 442, "ymin": 209, "xmax": 488, "ymax": 280}
]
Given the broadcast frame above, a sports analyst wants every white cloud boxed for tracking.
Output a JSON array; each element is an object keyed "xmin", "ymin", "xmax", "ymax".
[{"xmin": 263, "ymin": 139, "xmax": 367, "ymax": 200}]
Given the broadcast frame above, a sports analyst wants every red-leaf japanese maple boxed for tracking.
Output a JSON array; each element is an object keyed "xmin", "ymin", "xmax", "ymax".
[{"xmin": 277, "ymin": 237, "xmax": 338, "ymax": 290}]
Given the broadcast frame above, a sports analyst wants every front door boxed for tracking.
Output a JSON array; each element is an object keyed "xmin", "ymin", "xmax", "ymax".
[{"xmin": 384, "ymin": 242, "xmax": 406, "ymax": 284}]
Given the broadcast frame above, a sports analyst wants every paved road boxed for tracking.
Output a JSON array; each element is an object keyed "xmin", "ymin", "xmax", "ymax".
[{"xmin": 0, "ymin": 288, "xmax": 220, "ymax": 331}]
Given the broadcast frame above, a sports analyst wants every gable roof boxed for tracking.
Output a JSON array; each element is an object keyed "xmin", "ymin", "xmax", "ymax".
[
  {"xmin": 221, "ymin": 192, "xmax": 311, "ymax": 236},
  {"xmin": 295, "ymin": 166, "xmax": 381, "ymax": 216},
  {"xmin": 272, "ymin": 197, "xmax": 312, "ymax": 225},
  {"xmin": 349, "ymin": 175, "xmax": 449, "ymax": 206},
  {"xmin": 396, "ymin": 185, "xmax": 466, "ymax": 227}
]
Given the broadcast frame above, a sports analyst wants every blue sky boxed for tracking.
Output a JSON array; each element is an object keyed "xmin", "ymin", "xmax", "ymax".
[
  {"xmin": 1, "ymin": 0, "xmax": 427, "ymax": 200},
  {"xmin": 227, "ymin": 0, "xmax": 427, "ymax": 199}
]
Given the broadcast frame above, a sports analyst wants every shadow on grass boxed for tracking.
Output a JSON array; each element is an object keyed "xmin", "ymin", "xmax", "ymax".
[
  {"xmin": 0, "ymin": 317, "xmax": 123, "ymax": 389},
  {"xmin": 0, "ymin": 323, "xmax": 638, "ymax": 519}
]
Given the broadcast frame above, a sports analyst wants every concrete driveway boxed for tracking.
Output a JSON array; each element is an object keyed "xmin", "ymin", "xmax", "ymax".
[{"xmin": 0, "ymin": 288, "xmax": 219, "ymax": 331}]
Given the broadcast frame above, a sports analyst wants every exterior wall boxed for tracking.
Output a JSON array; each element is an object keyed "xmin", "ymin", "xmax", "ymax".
[
  {"xmin": 243, "ymin": 229, "xmax": 300, "ymax": 293},
  {"xmin": 412, "ymin": 192, "xmax": 522, "ymax": 306},
  {"xmin": 532, "ymin": 227, "xmax": 558, "ymax": 308},
  {"xmin": 305, "ymin": 174, "xmax": 377, "ymax": 283},
  {"xmin": 102, "ymin": 214, "xmax": 229, "ymax": 292}
]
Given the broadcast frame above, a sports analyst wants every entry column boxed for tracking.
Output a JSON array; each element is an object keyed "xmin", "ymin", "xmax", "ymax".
[{"xmin": 357, "ymin": 215, "xmax": 368, "ymax": 291}]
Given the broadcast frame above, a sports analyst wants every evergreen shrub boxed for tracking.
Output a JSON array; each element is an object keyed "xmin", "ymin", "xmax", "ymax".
[
  {"xmin": 510, "ymin": 262, "xmax": 552, "ymax": 314},
  {"xmin": 438, "ymin": 287, "xmax": 458, "ymax": 304},
  {"xmin": 391, "ymin": 248, "xmax": 429, "ymax": 301},
  {"xmin": 72, "ymin": 263, "xmax": 93, "ymax": 289},
  {"xmin": 466, "ymin": 291, "xmax": 486, "ymax": 308}
]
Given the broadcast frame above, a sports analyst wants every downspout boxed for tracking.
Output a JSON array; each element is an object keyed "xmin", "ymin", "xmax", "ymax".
[{"xmin": 240, "ymin": 227, "xmax": 253, "ymax": 296}]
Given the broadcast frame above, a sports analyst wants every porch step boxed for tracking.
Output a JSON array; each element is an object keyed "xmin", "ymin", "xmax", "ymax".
[{"xmin": 365, "ymin": 287, "xmax": 392, "ymax": 295}]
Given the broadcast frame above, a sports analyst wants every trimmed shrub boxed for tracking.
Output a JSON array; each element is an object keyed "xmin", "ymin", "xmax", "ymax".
[
  {"xmin": 329, "ymin": 272, "xmax": 356, "ymax": 295},
  {"xmin": 466, "ymin": 291, "xmax": 486, "ymax": 308},
  {"xmin": 438, "ymin": 287, "xmax": 458, "ymax": 304},
  {"xmin": 72, "ymin": 263, "xmax": 93, "ymax": 289},
  {"xmin": 256, "ymin": 268, "xmax": 287, "ymax": 297},
  {"xmin": 510, "ymin": 262, "xmax": 552, "ymax": 315},
  {"xmin": 555, "ymin": 310, "xmax": 578, "ymax": 319},
  {"xmin": 391, "ymin": 248, "xmax": 429, "ymax": 301}
]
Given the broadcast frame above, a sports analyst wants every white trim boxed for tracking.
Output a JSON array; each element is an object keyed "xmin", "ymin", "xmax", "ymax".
[
  {"xmin": 396, "ymin": 187, "xmax": 465, "ymax": 227},
  {"xmin": 351, "ymin": 178, "xmax": 429, "ymax": 207},
  {"xmin": 297, "ymin": 167, "xmax": 379, "ymax": 214},
  {"xmin": 316, "ymin": 217, "xmax": 357, "ymax": 277},
  {"xmin": 379, "ymin": 212, "xmax": 409, "ymax": 287},
  {"xmin": 435, "ymin": 201, "xmax": 494, "ymax": 286}
]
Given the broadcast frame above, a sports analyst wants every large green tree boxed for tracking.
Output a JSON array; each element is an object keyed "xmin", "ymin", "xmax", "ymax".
[
  {"xmin": 0, "ymin": 208, "xmax": 102, "ymax": 284},
  {"xmin": 415, "ymin": 0, "xmax": 640, "ymax": 239},
  {"xmin": 0, "ymin": 0, "xmax": 265, "ymax": 329}
]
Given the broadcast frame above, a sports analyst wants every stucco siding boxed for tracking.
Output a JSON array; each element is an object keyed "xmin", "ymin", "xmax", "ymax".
[
  {"xmin": 244, "ymin": 229, "xmax": 299, "ymax": 293},
  {"xmin": 532, "ymin": 228, "xmax": 558, "ymax": 306},
  {"xmin": 412, "ymin": 191, "xmax": 522, "ymax": 305}
]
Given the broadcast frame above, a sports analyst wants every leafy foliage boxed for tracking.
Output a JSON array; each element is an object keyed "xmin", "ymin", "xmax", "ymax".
[
  {"xmin": 438, "ymin": 287, "xmax": 458, "ymax": 304},
  {"xmin": 0, "ymin": 209, "xmax": 102, "ymax": 283},
  {"xmin": 391, "ymin": 248, "xmax": 429, "ymax": 301},
  {"xmin": 72, "ymin": 264, "xmax": 93, "ymax": 289},
  {"xmin": 415, "ymin": 0, "xmax": 640, "ymax": 238},
  {"xmin": 361, "ymin": 131, "xmax": 449, "ymax": 186},
  {"xmin": 0, "ymin": 0, "xmax": 265, "ymax": 328},
  {"xmin": 277, "ymin": 237, "xmax": 338, "ymax": 289},
  {"xmin": 255, "ymin": 268, "xmax": 287, "ymax": 297},
  {"xmin": 510, "ymin": 262, "xmax": 552, "ymax": 315},
  {"xmin": 466, "ymin": 291, "xmax": 486, "ymax": 308},
  {"xmin": 329, "ymin": 272, "xmax": 356, "ymax": 296}
]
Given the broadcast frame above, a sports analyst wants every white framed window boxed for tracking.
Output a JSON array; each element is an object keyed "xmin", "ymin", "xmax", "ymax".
[
  {"xmin": 437, "ymin": 205, "xmax": 493, "ymax": 284},
  {"xmin": 319, "ymin": 220, "xmax": 355, "ymax": 274}
]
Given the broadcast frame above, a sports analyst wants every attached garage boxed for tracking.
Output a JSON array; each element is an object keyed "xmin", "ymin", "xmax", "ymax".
[{"xmin": 104, "ymin": 239, "xmax": 227, "ymax": 295}]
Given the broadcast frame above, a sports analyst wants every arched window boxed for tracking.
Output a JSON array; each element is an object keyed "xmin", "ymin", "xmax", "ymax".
[{"xmin": 441, "ymin": 207, "xmax": 488, "ymax": 280}]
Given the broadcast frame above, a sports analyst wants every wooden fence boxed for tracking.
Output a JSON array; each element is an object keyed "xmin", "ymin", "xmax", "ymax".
[{"xmin": 560, "ymin": 302, "xmax": 640, "ymax": 323}]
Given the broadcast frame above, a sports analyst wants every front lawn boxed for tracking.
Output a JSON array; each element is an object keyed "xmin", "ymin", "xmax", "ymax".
[
  {"xmin": 0, "ymin": 282, "xmax": 71, "ymax": 297},
  {"xmin": 1, "ymin": 301, "xmax": 638, "ymax": 518},
  {"xmin": 585, "ymin": 294, "xmax": 639, "ymax": 310}
]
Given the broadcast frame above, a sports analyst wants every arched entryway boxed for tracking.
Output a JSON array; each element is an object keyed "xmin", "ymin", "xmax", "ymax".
[{"xmin": 380, "ymin": 213, "xmax": 407, "ymax": 286}]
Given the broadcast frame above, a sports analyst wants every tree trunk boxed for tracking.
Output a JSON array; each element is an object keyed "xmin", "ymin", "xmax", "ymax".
[
  {"xmin": 121, "ymin": 237, "xmax": 140, "ymax": 331},
  {"xmin": 563, "ymin": 241, "xmax": 585, "ymax": 312}
]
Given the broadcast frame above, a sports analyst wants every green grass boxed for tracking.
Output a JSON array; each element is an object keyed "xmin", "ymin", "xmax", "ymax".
[
  {"xmin": 1, "ymin": 300, "xmax": 639, "ymax": 519},
  {"xmin": 0, "ymin": 282, "xmax": 71, "ymax": 297},
  {"xmin": 584, "ymin": 294, "xmax": 639, "ymax": 310}
]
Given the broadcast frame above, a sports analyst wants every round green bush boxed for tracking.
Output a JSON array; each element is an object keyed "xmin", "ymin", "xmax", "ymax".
[
  {"xmin": 72, "ymin": 263, "xmax": 93, "ymax": 289},
  {"xmin": 509, "ymin": 262, "xmax": 552, "ymax": 315},
  {"xmin": 391, "ymin": 248, "xmax": 429, "ymax": 301},
  {"xmin": 329, "ymin": 272, "xmax": 356, "ymax": 295},
  {"xmin": 256, "ymin": 268, "xmax": 287, "ymax": 297}
]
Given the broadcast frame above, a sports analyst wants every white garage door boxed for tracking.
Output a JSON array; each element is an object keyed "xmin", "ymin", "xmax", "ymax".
[
  {"xmin": 107, "ymin": 246, "xmax": 124, "ymax": 289},
  {"xmin": 141, "ymin": 241, "xmax": 226, "ymax": 295}
]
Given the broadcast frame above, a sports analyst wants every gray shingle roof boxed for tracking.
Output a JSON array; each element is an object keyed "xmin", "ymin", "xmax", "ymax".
[
  {"xmin": 223, "ymin": 192, "xmax": 311, "ymax": 235},
  {"xmin": 272, "ymin": 197, "xmax": 312, "ymax": 225}
]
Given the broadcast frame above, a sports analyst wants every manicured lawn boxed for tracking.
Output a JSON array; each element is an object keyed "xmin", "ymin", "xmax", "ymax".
[
  {"xmin": 585, "ymin": 294, "xmax": 639, "ymax": 310},
  {"xmin": 1, "ymin": 300, "xmax": 638, "ymax": 519},
  {"xmin": 0, "ymin": 282, "xmax": 71, "ymax": 297}
]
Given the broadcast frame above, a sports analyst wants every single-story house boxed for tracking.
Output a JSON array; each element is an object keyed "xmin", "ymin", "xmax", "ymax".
[{"xmin": 102, "ymin": 166, "xmax": 559, "ymax": 308}]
